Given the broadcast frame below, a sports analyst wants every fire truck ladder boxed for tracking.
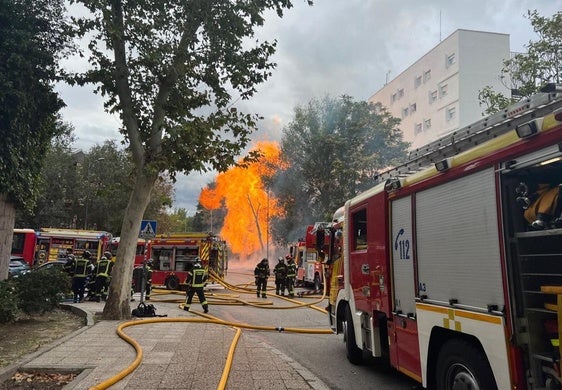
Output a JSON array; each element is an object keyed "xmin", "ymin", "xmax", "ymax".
[{"xmin": 375, "ymin": 84, "xmax": 562, "ymax": 182}]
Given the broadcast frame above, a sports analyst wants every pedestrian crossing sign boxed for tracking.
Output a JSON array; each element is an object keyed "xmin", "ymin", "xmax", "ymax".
[{"xmin": 139, "ymin": 220, "xmax": 157, "ymax": 239}]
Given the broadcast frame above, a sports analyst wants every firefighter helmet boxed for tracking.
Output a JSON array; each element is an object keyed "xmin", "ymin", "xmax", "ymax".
[
  {"xmin": 193, "ymin": 257, "xmax": 202, "ymax": 268},
  {"xmin": 83, "ymin": 250, "xmax": 92, "ymax": 260},
  {"xmin": 285, "ymin": 254, "xmax": 292, "ymax": 260},
  {"xmin": 104, "ymin": 251, "xmax": 112, "ymax": 259},
  {"xmin": 278, "ymin": 257, "xmax": 284, "ymax": 262}
]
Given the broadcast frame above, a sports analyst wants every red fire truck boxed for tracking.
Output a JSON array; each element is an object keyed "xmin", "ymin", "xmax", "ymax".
[
  {"xmin": 110, "ymin": 237, "xmax": 147, "ymax": 266},
  {"xmin": 321, "ymin": 85, "xmax": 562, "ymax": 389},
  {"xmin": 148, "ymin": 232, "xmax": 228, "ymax": 290},
  {"xmin": 11, "ymin": 228, "xmax": 37, "ymax": 266},
  {"xmin": 290, "ymin": 225, "xmax": 329, "ymax": 290},
  {"xmin": 35, "ymin": 228, "xmax": 112, "ymax": 263}
]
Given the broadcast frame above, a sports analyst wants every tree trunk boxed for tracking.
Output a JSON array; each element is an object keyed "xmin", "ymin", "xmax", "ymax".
[
  {"xmin": 0, "ymin": 194, "xmax": 16, "ymax": 280},
  {"xmin": 102, "ymin": 170, "xmax": 157, "ymax": 319}
]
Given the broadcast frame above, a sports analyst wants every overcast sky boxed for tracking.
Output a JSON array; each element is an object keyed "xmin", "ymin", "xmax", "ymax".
[{"xmin": 56, "ymin": 0, "xmax": 562, "ymax": 215}]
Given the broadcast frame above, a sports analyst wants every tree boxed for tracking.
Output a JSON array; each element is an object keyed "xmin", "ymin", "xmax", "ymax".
[
  {"xmin": 0, "ymin": 0, "xmax": 72, "ymax": 280},
  {"xmin": 271, "ymin": 95, "xmax": 409, "ymax": 244},
  {"xmin": 479, "ymin": 10, "xmax": 562, "ymax": 114},
  {"xmin": 15, "ymin": 123, "xmax": 78, "ymax": 229},
  {"xmin": 68, "ymin": 0, "xmax": 300, "ymax": 319}
]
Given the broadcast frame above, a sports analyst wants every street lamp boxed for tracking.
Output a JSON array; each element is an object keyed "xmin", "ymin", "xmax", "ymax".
[{"xmin": 83, "ymin": 157, "xmax": 105, "ymax": 230}]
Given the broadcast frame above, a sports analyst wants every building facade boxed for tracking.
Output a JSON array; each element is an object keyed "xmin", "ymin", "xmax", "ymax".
[{"xmin": 369, "ymin": 29, "xmax": 510, "ymax": 150}]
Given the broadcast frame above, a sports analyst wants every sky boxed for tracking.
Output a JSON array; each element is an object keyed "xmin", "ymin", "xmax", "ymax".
[{"xmin": 56, "ymin": 0, "xmax": 562, "ymax": 215}]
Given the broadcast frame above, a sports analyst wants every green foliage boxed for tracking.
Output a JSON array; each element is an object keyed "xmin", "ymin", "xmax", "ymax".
[
  {"xmin": 272, "ymin": 95, "xmax": 409, "ymax": 244},
  {"xmin": 68, "ymin": 0, "xmax": 297, "ymax": 179},
  {"xmin": 478, "ymin": 10, "xmax": 562, "ymax": 114},
  {"xmin": 16, "ymin": 139, "xmax": 176, "ymax": 234},
  {"xmin": 0, "ymin": 0, "xmax": 73, "ymax": 211},
  {"xmin": 0, "ymin": 269, "xmax": 70, "ymax": 322},
  {"xmin": 14, "ymin": 269, "xmax": 71, "ymax": 315},
  {"xmin": 477, "ymin": 86, "xmax": 513, "ymax": 116},
  {"xmin": 0, "ymin": 279, "xmax": 19, "ymax": 323}
]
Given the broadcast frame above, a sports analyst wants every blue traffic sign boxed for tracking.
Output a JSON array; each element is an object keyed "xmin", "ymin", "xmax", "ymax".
[{"xmin": 139, "ymin": 220, "xmax": 157, "ymax": 238}]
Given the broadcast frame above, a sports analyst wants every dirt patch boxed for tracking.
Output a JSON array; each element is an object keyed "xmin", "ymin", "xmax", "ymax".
[
  {"xmin": 0, "ymin": 309, "xmax": 84, "ymax": 369},
  {"xmin": 0, "ymin": 309, "xmax": 84, "ymax": 389},
  {"xmin": 0, "ymin": 371, "xmax": 78, "ymax": 389}
]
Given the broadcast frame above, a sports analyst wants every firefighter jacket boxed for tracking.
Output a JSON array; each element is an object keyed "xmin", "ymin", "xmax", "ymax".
[
  {"xmin": 63, "ymin": 256, "xmax": 76, "ymax": 275},
  {"xmin": 145, "ymin": 265, "xmax": 153, "ymax": 286},
  {"xmin": 274, "ymin": 262, "xmax": 287, "ymax": 281},
  {"xmin": 286, "ymin": 261, "xmax": 297, "ymax": 279},
  {"xmin": 188, "ymin": 268, "xmax": 208, "ymax": 288},
  {"xmin": 95, "ymin": 259, "xmax": 113, "ymax": 278},
  {"xmin": 254, "ymin": 262, "xmax": 270, "ymax": 279},
  {"xmin": 73, "ymin": 258, "xmax": 89, "ymax": 278}
]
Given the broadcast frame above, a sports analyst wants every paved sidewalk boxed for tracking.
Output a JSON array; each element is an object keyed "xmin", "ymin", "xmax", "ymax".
[{"xmin": 0, "ymin": 301, "xmax": 329, "ymax": 390}]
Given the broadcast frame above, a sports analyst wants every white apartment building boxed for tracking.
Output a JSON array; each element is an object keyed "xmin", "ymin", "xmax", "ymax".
[{"xmin": 369, "ymin": 29, "xmax": 511, "ymax": 150}]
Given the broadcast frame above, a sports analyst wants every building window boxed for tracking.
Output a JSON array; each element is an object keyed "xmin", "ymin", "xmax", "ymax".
[
  {"xmin": 391, "ymin": 93, "xmax": 397, "ymax": 103},
  {"xmin": 423, "ymin": 70, "xmax": 431, "ymax": 82},
  {"xmin": 414, "ymin": 76, "xmax": 422, "ymax": 88},
  {"xmin": 410, "ymin": 103, "xmax": 417, "ymax": 113},
  {"xmin": 402, "ymin": 107, "xmax": 409, "ymax": 118},
  {"xmin": 398, "ymin": 88, "xmax": 404, "ymax": 99},
  {"xmin": 446, "ymin": 53, "xmax": 456, "ymax": 67},
  {"xmin": 415, "ymin": 123, "xmax": 422, "ymax": 134},
  {"xmin": 440, "ymin": 84, "xmax": 448, "ymax": 97},
  {"xmin": 429, "ymin": 90, "xmax": 438, "ymax": 104},
  {"xmin": 446, "ymin": 106, "xmax": 456, "ymax": 121},
  {"xmin": 424, "ymin": 118, "xmax": 431, "ymax": 130}
]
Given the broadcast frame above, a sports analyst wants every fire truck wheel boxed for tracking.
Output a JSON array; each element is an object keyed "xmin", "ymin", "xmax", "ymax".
[
  {"xmin": 435, "ymin": 339, "xmax": 496, "ymax": 390},
  {"xmin": 343, "ymin": 306, "xmax": 363, "ymax": 365},
  {"xmin": 165, "ymin": 276, "xmax": 180, "ymax": 290}
]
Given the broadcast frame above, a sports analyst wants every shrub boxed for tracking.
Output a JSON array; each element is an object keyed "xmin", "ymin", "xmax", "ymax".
[
  {"xmin": 15, "ymin": 269, "xmax": 71, "ymax": 315},
  {"xmin": 0, "ymin": 279, "xmax": 19, "ymax": 323}
]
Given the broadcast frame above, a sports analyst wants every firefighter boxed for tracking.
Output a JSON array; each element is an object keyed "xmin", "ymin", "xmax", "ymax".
[
  {"xmin": 144, "ymin": 259, "xmax": 153, "ymax": 301},
  {"xmin": 63, "ymin": 249, "xmax": 76, "ymax": 276},
  {"xmin": 94, "ymin": 256, "xmax": 113, "ymax": 302},
  {"xmin": 83, "ymin": 251, "xmax": 97, "ymax": 300},
  {"xmin": 72, "ymin": 255, "xmax": 89, "ymax": 303},
  {"xmin": 286, "ymin": 255, "xmax": 297, "ymax": 298},
  {"xmin": 254, "ymin": 258, "xmax": 270, "ymax": 298},
  {"xmin": 274, "ymin": 257, "xmax": 287, "ymax": 296},
  {"xmin": 183, "ymin": 258, "xmax": 209, "ymax": 313}
]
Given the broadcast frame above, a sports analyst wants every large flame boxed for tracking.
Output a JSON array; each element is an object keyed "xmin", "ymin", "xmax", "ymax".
[{"xmin": 199, "ymin": 141, "xmax": 285, "ymax": 260}]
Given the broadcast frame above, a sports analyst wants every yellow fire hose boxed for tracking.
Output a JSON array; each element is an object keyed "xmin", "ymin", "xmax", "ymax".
[{"xmin": 90, "ymin": 269, "xmax": 331, "ymax": 390}]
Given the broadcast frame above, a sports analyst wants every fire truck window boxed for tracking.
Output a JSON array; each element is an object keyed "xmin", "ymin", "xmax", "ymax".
[{"xmin": 352, "ymin": 209, "xmax": 367, "ymax": 250}]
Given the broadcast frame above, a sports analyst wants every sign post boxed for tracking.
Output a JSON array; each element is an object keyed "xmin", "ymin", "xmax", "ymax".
[{"xmin": 138, "ymin": 220, "xmax": 157, "ymax": 303}]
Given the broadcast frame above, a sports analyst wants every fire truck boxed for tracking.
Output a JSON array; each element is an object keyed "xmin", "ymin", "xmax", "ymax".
[
  {"xmin": 321, "ymin": 84, "xmax": 562, "ymax": 389},
  {"xmin": 35, "ymin": 228, "xmax": 112, "ymax": 263},
  {"xmin": 110, "ymin": 237, "xmax": 147, "ymax": 266},
  {"xmin": 290, "ymin": 225, "xmax": 329, "ymax": 290},
  {"xmin": 11, "ymin": 228, "xmax": 37, "ymax": 266},
  {"xmin": 148, "ymin": 232, "xmax": 228, "ymax": 290}
]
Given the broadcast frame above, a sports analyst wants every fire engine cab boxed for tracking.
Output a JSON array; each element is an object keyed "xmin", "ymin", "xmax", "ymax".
[
  {"xmin": 149, "ymin": 232, "xmax": 227, "ymax": 290},
  {"xmin": 290, "ymin": 225, "xmax": 328, "ymax": 290},
  {"xmin": 322, "ymin": 84, "xmax": 562, "ymax": 389}
]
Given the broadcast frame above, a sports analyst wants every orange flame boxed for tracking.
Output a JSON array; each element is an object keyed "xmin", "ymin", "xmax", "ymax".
[{"xmin": 199, "ymin": 141, "xmax": 285, "ymax": 260}]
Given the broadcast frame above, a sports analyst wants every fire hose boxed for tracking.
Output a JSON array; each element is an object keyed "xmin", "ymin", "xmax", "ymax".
[{"xmin": 90, "ymin": 268, "xmax": 332, "ymax": 390}]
